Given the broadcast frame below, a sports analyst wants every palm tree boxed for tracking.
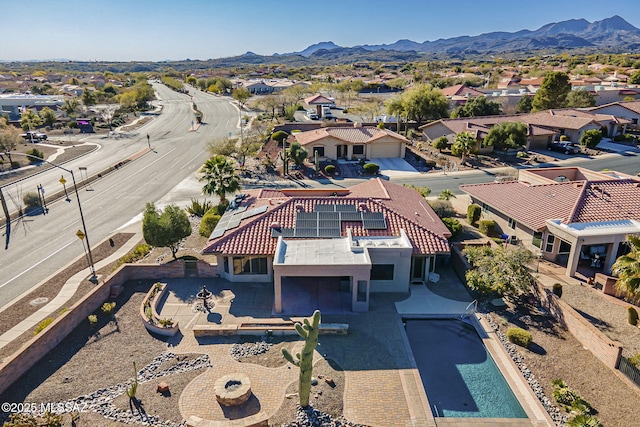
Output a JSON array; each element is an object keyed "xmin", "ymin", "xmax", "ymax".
[
  {"xmin": 452, "ymin": 131, "xmax": 476, "ymax": 164},
  {"xmin": 198, "ymin": 155, "xmax": 241, "ymax": 205},
  {"xmin": 438, "ymin": 189, "xmax": 456, "ymax": 201},
  {"xmin": 611, "ymin": 234, "xmax": 640, "ymax": 299}
]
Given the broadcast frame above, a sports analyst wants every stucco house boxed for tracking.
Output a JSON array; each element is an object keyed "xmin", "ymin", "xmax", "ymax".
[
  {"xmin": 460, "ymin": 167, "xmax": 640, "ymax": 278},
  {"xmin": 294, "ymin": 125, "xmax": 408, "ymax": 161},
  {"xmin": 202, "ymin": 179, "xmax": 451, "ymax": 313}
]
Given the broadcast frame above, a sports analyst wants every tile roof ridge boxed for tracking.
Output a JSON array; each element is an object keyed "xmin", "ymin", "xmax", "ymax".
[
  {"xmin": 567, "ymin": 181, "xmax": 590, "ymax": 224},
  {"xmin": 374, "ymin": 178, "xmax": 392, "ymax": 199},
  {"xmin": 370, "ymin": 198, "xmax": 449, "ymax": 240}
]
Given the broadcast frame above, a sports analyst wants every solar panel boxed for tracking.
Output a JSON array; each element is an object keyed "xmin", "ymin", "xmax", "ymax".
[
  {"xmin": 314, "ymin": 204, "xmax": 335, "ymax": 212},
  {"xmin": 318, "ymin": 211, "xmax": 339, "ymax": 220},
  {"xmin": 335, "ymin": 204, "xmax": 357, "ymax": 212},
  {"xmin": 296, "ymin": 212, "xmax": 318, "ymax": 220},
  {"xmin": 362, "ymin": 212, "xmax": 385, "ymax": 220},
  {"xmin": 297, "ymin": 219, "xmax": 318, "ymax": 228},
  {"xmin": 241, "ymin": 205, "xmax": 268, "ymax": 220},
  {"xmin": 319, "ymin": 219, "xmax": 340, "ymax": 228},
  {"xmin": 295, "ymin": 228, "xmax": 317, "ymax": 238},
  {"xmin": 340, "ymin": 212, "xmax": 363, "ymax": 221},
  {"xmin": 318, "ymin": 228, "xmax": 342, "ymax": 237},
  {"xmin": 209, "ymin": 229, "xmax": 225, "ymax": 239},
  {"xmin": 234, "ymin": 206, "xmax": 248, "ymax": 213},
  {"xmin": 227, "ymin": 218, "xmax": 241, "ymax": 229}
]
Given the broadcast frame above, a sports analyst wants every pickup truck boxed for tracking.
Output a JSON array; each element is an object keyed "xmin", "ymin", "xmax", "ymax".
[
  {"xmin": 548, "ymin": 141, "xmax": 579, "ymax": 154},
  {"xmin": 20, "ymin": 131, "xmax": 48, "ymax": 141}
]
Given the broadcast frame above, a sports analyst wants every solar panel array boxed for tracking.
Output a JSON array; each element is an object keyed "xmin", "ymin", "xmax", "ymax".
[
  {"xmin": 271, "ymin": 204, "xmax": 387, "ymax": 238},
  {"xmin": 208, "ymin": 200, "xmax": 269, "ymax": 240}
]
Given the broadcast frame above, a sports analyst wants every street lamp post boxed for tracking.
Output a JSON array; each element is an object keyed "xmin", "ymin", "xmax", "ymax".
[{"xmin": 2, "ymin": 151, "xmax": 97, "ymax": 282}]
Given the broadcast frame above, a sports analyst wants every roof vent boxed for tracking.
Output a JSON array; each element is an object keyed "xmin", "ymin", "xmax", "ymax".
[
  {"xmin": 295, "ymin": 203, "xmax": 304, "ymax": 211},
  {"xmin": 270, "ymin": 221, "xmax": 281, "ymax": 229},
  {"xmin": 359, "ymin": 203, "xmax": 368, "ymax": 211}
]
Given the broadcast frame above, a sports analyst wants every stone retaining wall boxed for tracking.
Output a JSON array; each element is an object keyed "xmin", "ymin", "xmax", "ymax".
[
  {"xmin": 537, "ymin": 281, "xmax": 623, "ymax": 369},
  {"xmin": 0, "ymin": 259, "xmax": 216, "ymax": 396}
]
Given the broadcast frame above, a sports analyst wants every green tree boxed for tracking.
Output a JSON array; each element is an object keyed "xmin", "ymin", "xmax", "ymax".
[
  {"xmin": 483, "ymin": 122, "xmax": 528, "ymax": 151},
  {"xmin": 442, "ymin": 217, "xmax": 463, "ymax": 240},
  {"xmin": 288, "ymin": 141, "xmax": 308, "ymax": 167},
  {"xmin": 516, "ymin": 96, "xmax": 533, "ymax": 113},
  {"xmin": 579, "ymin": 129, "xmax": 603, "ymax": 148},
  {"xmin": 81, "ymin": 89, "xmax": 97, "ymax": 107},
  {"xmin": 185, "ymin": 75, "xmax": 197, "ymax": 85},
  {"xmin": 232, "ymin": 87, "xmax": 252, "ymax": 109},
  {"xmin": 611, "ymin": 234, "xmax": 640, "ymax": 299},
  {"xmin": 20, "ymin": 108, "xmax": 43, "ymax": 130},
  {"xmin": 402, "ymin": 84, "xmax": 449, "ymax": 128},
  {"xmin": 0, "ymin": 125, "xmax": 23, "ymax": 165},
  {"xmin": 62, "ymin": 97, "xmax": 80, "ymax": 117},
  {"xmin": 385, "ymin": 96, "xmax": 407, "ymax": 133},
  {"xmin": 532, "ymin": 71, "xmax": 571, "ymax": 111},
  {"xmin": 565, "ymin": 90, "xmax": 596, "ymax": 108},
  {"xmin": 198, "ymin": 155, "xmax": 241, "ymax": 205},
  {"xmin": 450, "ymin": 96, "xmax": 501, "ymax": 118},
  {"xmin": 451, "ymin": 131, "xmax": 476, "ymax": 163},
  {"xmin": 463, "ymin": 245, "xmax": 535, "ymax": 300},
  {"xmin": 39, "ymin": 107, "xmax": 57, "ymax": 127},
  {"xmin": 630, "ymin": 71, "xmax": 640, "ymax": 85},
  {"xmin": 350, "ymin": 98, "xmax": 383, "ymax": 122},
  {"xmin": 433, "ymin": 136, "xmax": 449, "ymax": 152},
  {"xmin": 142, "ymin": 203, "xmax": 192, "ymax": 259}
]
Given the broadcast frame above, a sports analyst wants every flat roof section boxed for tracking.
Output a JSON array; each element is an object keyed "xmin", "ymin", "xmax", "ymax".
[{"xmin": 275, "ymin": 238, "xmax": 370, "ymax": 266}]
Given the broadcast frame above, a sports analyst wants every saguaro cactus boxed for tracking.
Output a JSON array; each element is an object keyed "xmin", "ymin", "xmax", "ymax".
[{"xmin": 282, "ymin": 310, "xmax": 321, "ymax": 408}]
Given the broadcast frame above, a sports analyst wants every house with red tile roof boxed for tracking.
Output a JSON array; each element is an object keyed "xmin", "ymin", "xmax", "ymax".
[
  {"xmin": 294, "ymin": 124, "xmax": 408, "ymax": 161},
  {"xmin": 202, "ymin": 178, "xmax": 450, "ymax": 313},
  {"xmin": 460, "ymin": 167, "xmax": 640, "ymax": 277}
]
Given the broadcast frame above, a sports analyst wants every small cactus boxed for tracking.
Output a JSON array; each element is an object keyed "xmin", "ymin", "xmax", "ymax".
[
  {"xmin": 282, "ymin": 310, "xmax": 321, "ymax": 408},
  {"xmin": 552, "ymin": 283, "xmax": 563, "ymax": 298},
  {"xmin": 628, "ymin": 306, "xmax": 638, "ymax": 326}
]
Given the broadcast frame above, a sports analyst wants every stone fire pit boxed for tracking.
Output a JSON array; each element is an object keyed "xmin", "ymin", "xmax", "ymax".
[{"xmin": 214, "ymin": 373, "xmax": 252, "ymax": 406}]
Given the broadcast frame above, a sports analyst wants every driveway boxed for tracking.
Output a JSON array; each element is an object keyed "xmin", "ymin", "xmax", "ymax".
[
  {"xmin": 369, "ymin": 157, "xmax": 420, "ymax": 178},
  {"xmin": 596, "ymin": 138, "xmax": 640, "ymax": 155}
]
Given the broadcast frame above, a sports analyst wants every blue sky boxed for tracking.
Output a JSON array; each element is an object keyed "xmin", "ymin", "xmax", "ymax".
[{"xmin": 3, "ymin": 0, "xmax": 640, "ymax": 62}]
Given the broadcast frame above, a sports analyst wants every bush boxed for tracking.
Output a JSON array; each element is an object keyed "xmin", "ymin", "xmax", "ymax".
[
  {"xmin": 271, "ymin": 130, "xmax": 289, "ymax": 144},
  {"xmin": 11, "ymin": 161, "xmax": 20, "ymax": 169},
  {"xmin": 507, "ymin": 327, "xmax": 532, "ymax": 348},
  {"xmin": 429, "ymin": 200, "xmax": 455, "ymax": 218},
  {"xmin": 424, "ymin": 159, "xmax": 436, "ymax": 168},
  {"xmin": 567, "ymin": 413, "xmax": 601, "ymax": 427},
  {"xmin": 433, "ymin": 136, "xmax": 449, "ymax": 151},
  {"xmin": 628, "ymin": 306, "xmax": 638, "ymax": 326},
  {"xmin": 324, "ymin": 164, "xmax": 336, "ymax": 175},
  {"xmin": 199, "ymin": 210, "xmax": 221, "ymax": 237},
  {"xmin": 363, "ymin": 162, "xmax": 379, "ymax": 174},
  {"xmin": 186, "ymin": 198, "xmax": 212, "ymax": 217},
  {"xmin": 88, "ymin": 314, "xmax": 98, "ymax": 326},
  {"xmin": 442, "ymin": 217, "xmax": 463, "ymax": 240},
  {"xmin": 478, "ymin": 219, "xmax": 495, "ymax": 235},
  {"xmin": 516, "ymin": 151, "xmax": 528, "ymax": 158},
  {"xmin": 579, "ymin": 129, "xmax": 603, "ymax": 149},
  {"xmin": 628, "ymin": 352, "xmax": 640, "ymax": 367},
  {"xmin": 34, "ymin": 317, "xmax": 54, "ymax": 335},
  {"xmin": 23, "ymin": 191, "xmax": 42, "ymax": 209},
  {"xmin": 26, "ymin": 148, "xmax": 44, "ymax": 163},
  {"xmin": 552, "ymin": 283, "xmax": 563, "ymax": 298},
  {"xmin": 101, "ymin": 302, "xmax": 116, "ymax": 315},
  {"xmin": 467, "ymin": 204, "xmax": 481, "ymax": 225},
  {"xmin": 552, "ymin": 379, "xmax": 596, "ymax": 418},
  {"xmin": 560, "ymin": 135, "xmax": 569, "ymax": 141},
  {"xmin": 115, "ymin": 243, "xmax": 151, "ymax": 268}
]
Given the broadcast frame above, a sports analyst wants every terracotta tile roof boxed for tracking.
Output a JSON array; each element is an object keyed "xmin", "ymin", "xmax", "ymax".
[
  {"xmin": 591, "ymin": 99, "xmax": 640, "ymax": 115},
  {"xmin": 203, "ymin": 179, "xmax": 450, "ymax": 256},
  {"xmin": 460, "ymin": 181, "xmax": 585, "ymax": 231},
  {"xmin": 440, "ymin": 84, "xmax": 485, "ymax": 97},
  {"xmin": 570, "ymin": 180, "xmax": 640, "ymax": 223},
  {"xmin": 304, "ymin": 94, "xmax": 333, "ymax": 105},
  {"xmin": 294, "ymin": 126, "xmax": 409, "ymax": 146}
]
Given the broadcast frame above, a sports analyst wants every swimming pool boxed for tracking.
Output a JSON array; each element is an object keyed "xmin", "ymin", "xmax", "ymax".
[{"xmin": 404, "ymin": 318, "xmax": 527, "ymax": 419}]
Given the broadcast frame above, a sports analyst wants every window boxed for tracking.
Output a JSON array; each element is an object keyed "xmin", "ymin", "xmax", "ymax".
[
  {"xmin": 545, "ymin": 234, "xmax": 555, "ymax": 253},
  {"xmin": 357, "ymin": 280, "xmax": 367, "ymax": 302},
  {"xmin": 558, "ymin": 240, "xmax": 571, "ymax": 254},
  {"xmin": 312, "ymin": 146, "xmax": 324, "ymax": 157},
  {"xmin": 532, "ymin": 231, "xmax": 543, "ymax": 249},
  {"xmin": 352, "ymin": 145, "xmax": 364, "ymax": 155},
  {"xmin": 223, "ymin": 257, "xmax": 229, "ymax": 273},
  {"xmin": 482, "ymin": 203, "xmax": 489, "ymax": 214},
  {"xmin": 370, "ymin": 264, "xmax": 394, "ymax": 280},
  {"xmin": 508, "ymin": 218, "xmax": 516, "ymax": 229},
  {"xmin": 233, "ymin": 256, "xmax": 268, "ymax": 275}
]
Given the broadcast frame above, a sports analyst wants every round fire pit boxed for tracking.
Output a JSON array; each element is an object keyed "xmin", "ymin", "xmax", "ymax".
[{"xmin": 214, "ymin": 373, "xmax": 252, "ymax": 406}]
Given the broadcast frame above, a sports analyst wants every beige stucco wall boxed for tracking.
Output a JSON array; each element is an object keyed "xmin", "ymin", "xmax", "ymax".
[
  {"xmin": 215, "ymin": 255, "xmax": 273, "ymax": 283},
  {"xmin": 304, "ymin": 135, "xmax": 405, "ymax": 161},
  {"xmin": 421, "ymin": 122, "xmax": 453, "ymax": 141},
  {"xmin": 366, "ymin": 247, "xmax": 412, "ymax": 293}
]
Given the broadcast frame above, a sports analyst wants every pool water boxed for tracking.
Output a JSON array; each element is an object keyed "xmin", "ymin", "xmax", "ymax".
[{"xmin": 405, "ymin": 319, "xmax": 527, "ymax": 419}]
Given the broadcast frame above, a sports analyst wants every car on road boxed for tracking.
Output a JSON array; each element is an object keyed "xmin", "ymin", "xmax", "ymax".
[
  {"xmin": 20, "ymin": 131, "xmax": 48, "ymax": 141},
  {"xmin": 548, "ymin": 141, "xmax": 579, "ymax": 154}
]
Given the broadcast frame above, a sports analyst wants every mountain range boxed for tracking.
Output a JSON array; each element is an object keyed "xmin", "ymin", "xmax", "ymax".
[{"xmin": 286, "ymin": 15, "xmax": 640, "ymax": 58}]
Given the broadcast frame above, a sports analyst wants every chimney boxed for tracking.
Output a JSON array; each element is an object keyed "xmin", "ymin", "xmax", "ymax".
[{"xmin": 353, "ymin": 122, "xmax": 362, "ymax": 128}]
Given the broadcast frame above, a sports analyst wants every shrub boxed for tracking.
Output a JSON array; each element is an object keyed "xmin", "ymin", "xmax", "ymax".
[
  {"xmin": 628, "ymin": 306, "xmax": 638, "ymax": 326},
  {"xmin": 567, "ymin": 413, "xmax": 601, "ymax": 427},
  {"xmin": 429, "ymin": 200, "xmax": 455, "ymax": 218},
  {"xmin": 324, "ymin": 164, "xmax": 336, "ymax": 175},
  {"xmin": 34, "ymin": 317, "xmax": 54, "ymax": 335},
  {"xmin": 115, "ymin": 243, "xmax": 151, "ymax": 268},
  {"xmin": 552, "ymin": 379, "xmax": 596, "ymax": 418},
  {"xmin": 560, "ymin": 135, "xmax": 569, "ymax": 141},
  {"xmin": 552, "ymin": 283, "xmax": 563, "ymax": 298},
  {"xmin": 628, "ymin": 352, "xmax": 640, "ymax": 367},
  {"xmin": 363, "ymin": 162, "xmax": 379, "ymax": 174},
  {"xmin": 271, "ymin": 130, "xmax": 289, "ymax": 144},
  {"xmin": 88, "ymin": 314, "xmax": 98, "ymax": 326},
  {"xmin": 507, "ymin": 327, "xmax": 532, "ymax": 348},
  {"xmin": 579, "ymin": 129, "xmax": 603, "ymax": 149},
  {"xmin": 442, "ymin": 217, "xmax": 463, "ymax": 240},
  {"xmin": 186, "ymin": 198, "xmax": 213, "ymax": 217},
  {"xmin": 23, "ymin": 191, "xmax": 42, "ymax": 209},
  {"xmin": 491, "ymin": 237, "xmax": 505, "ymax": 245},
  {"xmin": 101, "ymin": 302, "xmax": 116, "ymax": 315},
  {"xmin": 26, "ymin": 148, "xmax": 44, "ymax": 163},
  {"xmin": 199, "ymin": 210, "xmax": 221, "ymax": 237},
  {"xmin": 158, "ymin": 318, "xmax": 174, "ymax": 327},
  {"xmin": 467, "ymin": 204, "xmax": 481, "ymax": 225},
  {"xmin": 516, "ymin": 151, "xmax": 528, "ymax": 158},
  {"xmin": 424, "ymin": 159, "xmax": 436, "ymax": 168},
  {"xmin": 433, "ymin": 136, "xmax": 449, "ymax": 152},
  {"xmin": 478, "ymin": 219, "xmax": 495, "ymax": 235}
]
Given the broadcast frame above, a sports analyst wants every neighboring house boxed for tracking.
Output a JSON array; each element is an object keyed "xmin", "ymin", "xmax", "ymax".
[
  {"xmin": 589, "ymin": 100, "xmax": 640, "ymax": 130},
  {"xmin": 294, "ymin": 124, "xmax": 408, "ymax": 161},
  {"xmin": 202, "ymin": 179, "xmax": 451, "ymax": 313},
  {"xmin": 0, "ymin": 93, "xmax": 65, "ymax": 121},
  {"xmin": 460, "ymin": 167, "xmax": 640, "ymax": 277},
  {"xmin": 441, "ymin": 84, "xmax": 487, "ymax": 107},
  {"xmin": 420, "ymin": 108, "xmax": 627, "ymax": 151}
]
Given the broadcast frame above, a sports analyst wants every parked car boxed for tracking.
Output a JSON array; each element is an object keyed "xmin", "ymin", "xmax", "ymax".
[
  {"xmin": 20, "ymin": 131, "xmax": 48, "ymax": 141},
  {"xmin": 306, "ymin": 110, "xmax": 319, "ymax": 120},
  {"xmin": 548, "ymin": 141, "xmax": 579, "ymax": 154}
]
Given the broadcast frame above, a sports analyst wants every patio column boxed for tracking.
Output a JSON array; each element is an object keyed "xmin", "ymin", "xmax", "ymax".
[
  {"xmin": 274, "ymin": 270, "xmax": 282, "ymax": 313},
  {"xmin": 604, "ymin": 239, "xmax": 622, "ymax": 275},
  {"xmin": 566, "ymin": 239, "xmax": 582, "ymax": 277}
]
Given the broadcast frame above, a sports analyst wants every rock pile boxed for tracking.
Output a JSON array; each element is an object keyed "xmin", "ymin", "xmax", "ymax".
[{"xmin": 230, "ymin": 340, "xmax": 273, "ymax": 360}]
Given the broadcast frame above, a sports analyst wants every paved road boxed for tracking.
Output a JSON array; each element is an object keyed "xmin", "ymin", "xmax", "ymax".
[{"xmin": 0, "ymin": 84, "xmax": 239, "ymax": 307}]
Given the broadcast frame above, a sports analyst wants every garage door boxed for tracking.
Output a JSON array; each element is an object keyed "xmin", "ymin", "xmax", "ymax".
[{"xmin": 369, "ymin": 142, "xmax": 402, "ymax": 158}]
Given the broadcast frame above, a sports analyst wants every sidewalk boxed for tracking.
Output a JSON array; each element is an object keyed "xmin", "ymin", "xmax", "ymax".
[{"xmin": 0, "ymin": 227, "xmax": 143, "ymax": 351}]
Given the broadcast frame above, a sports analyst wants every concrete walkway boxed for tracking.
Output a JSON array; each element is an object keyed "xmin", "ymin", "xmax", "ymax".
[{"xmin": 0, "ymin": 228, "xmax": 142, "ymax": 350}]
